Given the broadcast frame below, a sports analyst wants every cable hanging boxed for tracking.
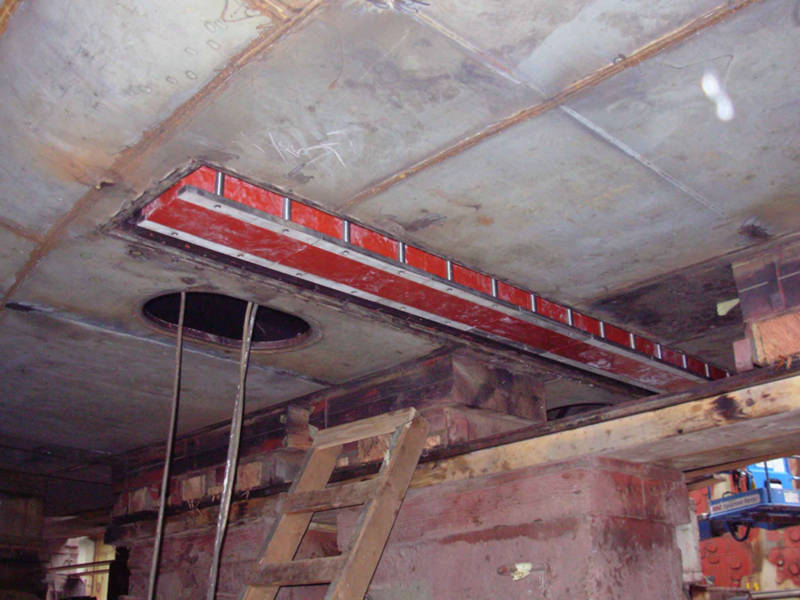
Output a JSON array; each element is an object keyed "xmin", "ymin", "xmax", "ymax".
[
  {"xmin": 147, "ymin": 290, "xmax": 186, "ymax": 600},
  {"xmin": 207, "ymin": 301, "xmax": 258, "ymax": 600}
]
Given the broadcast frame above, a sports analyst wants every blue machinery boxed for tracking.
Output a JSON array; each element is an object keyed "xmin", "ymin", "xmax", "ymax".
[{"xmin": 699, "ymin": 458, "xmax": 800, "ymax": 541}]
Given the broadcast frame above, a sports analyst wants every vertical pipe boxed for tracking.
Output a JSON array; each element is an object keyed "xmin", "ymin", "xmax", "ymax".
[
  {"xmin": 147, "ymin": 291, "xmax": 186, "ymax": 600},
  {"xmin": 206, "ymin": 302, "xmax": 258, "ymax": 600}
]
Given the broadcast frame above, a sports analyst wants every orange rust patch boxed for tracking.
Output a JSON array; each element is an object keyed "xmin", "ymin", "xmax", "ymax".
[
  {"xmin": 0, "ymin": 0, "xmax": 23, "ymax": 38},
  {"xmin": 0, "ymin": 217, "xmax": 42, "ymax": 243},
  {"xmin": 439, "ymin": 517, "xmax": 580, "ymax": 545},
  {"xmin": 29, "ymin": 137, "xmax": 116, "ymax": 187},
  {"xmin": 243, "ymin": 0, "xmax": 292, "ymax": 21}
]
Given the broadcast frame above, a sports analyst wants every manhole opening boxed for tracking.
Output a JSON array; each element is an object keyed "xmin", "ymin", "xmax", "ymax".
[{"xmin": 143, "ymin": 292, "xmax": 312, "ymax": 350}]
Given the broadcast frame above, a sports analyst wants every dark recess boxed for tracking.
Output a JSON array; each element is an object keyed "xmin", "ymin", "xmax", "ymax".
[
  {"xmin": 590, "ymin": 261, "xmax": 743, "ymax": 371},
  {"xmin": 143, "ymin": 291, "xmax": 311, "ymax": 350}
]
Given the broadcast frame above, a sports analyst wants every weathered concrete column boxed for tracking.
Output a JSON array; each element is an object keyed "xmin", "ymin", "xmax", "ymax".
[{"xmin": 339, "ymin": 456, "xmax": 690, "ymax": 599}]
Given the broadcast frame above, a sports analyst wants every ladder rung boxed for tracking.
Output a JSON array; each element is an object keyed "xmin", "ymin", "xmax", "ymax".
[
  {"xmin": 285, "ymin": 479, "xmax": 379, "ymax": 514},
  {"xmin": 312, "ymin": 407, "xmax": 417, "ymax": 449},
  {"xmin": 247, "ymin": 555, "xmax": 346, "ymax": 587}
]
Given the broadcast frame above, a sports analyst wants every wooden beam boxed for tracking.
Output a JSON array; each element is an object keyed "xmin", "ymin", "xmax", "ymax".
[
  {"xmin": 109, "ymin": 373, "xmax": 800, "ymax": 547},
  {"xmin": 327, "ymin": 415, "xmax": 430, "ymax": 600},
  {"xmin": 247, "ymin": 556, "xmax": 345, "ymax": 587},
  {"xmin": 684, "ymin": 448, "xmax": 800, "ymax": 482},
  {"xmin": 312, "ymin": 408, "xmax": 417, "ymax": 449},
  {"xmin": 284, "ymin": 479, "xmax": 379, "ymax": 514},
  {"xmin": 283, "ymin": 404, "xmax": 312, "ymax": 450},
  {"xmin": 242, "ymin": 445, "xmax": 340, "ymax": 600},
  {"xmin": 410, "ymin": 374, "xmax": 800, "ymax": 488},
  {"xmin": 751, "ymin": 312, "xmax": 800, "ymax": 366}
]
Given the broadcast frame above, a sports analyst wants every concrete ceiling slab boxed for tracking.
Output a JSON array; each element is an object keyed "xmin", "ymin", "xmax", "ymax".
[
  {"xmin": 0, "ymin": 309, "xmax": 324, "ymax": 453},
  {"xmin": 0, "ymin": 433, "xmax": 112, "ymax": 480},
  {"xmin": 419, "ymin": 0, "xmax": 721, "ymax": 94},
  {"xmin": 567, "ymin": 0, "xmax": 800, "ymax": 240},
  {"xmin": 9, "ymin": 232, "xmax": 443, "ymax": 384},
  {"xmin": 544, "ymin": 377, "xmax": 629, "ymax": 412},
  {"xmin": 0, "ymin": 208, "xmax": 445, "ymax": 453},
  {"xmin": 0, "ymin": 0, "xmax": 272, "ymax": 232},
  {"xmin": 0, "ymin": 228, "xmax": 37, "ymax": 295},
  {"xmin": 150, "ymin": 1, "xmax": 538, "ymax": 206},
  {"xmin": 351, "ymin": 108, "xmax": 720, "ymax": 304}
]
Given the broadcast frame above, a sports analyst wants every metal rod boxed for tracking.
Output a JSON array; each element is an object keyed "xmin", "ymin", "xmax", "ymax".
[
  {"xmin": 206, "ymin": 301, "xmax": 258, "ymax": 600},
  {"xmin": 51, "ymin": 568, "xmax": 111, "ymax": 577},
  {"xmin": 47, "ymin": 559, "xmax": 114, "ymax": 573},
  {"xmin": 146, "ymin": 290, "xmax": 186, "ymax": 600},
  {"xmin": 751, "ymin": 591, "xmax": 800, "ymax": 599}
]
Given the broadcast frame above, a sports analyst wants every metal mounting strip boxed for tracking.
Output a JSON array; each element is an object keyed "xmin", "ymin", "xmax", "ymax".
[{"xmin": 136, "ymin": 167, "xmax": 725, "ymax": 392}]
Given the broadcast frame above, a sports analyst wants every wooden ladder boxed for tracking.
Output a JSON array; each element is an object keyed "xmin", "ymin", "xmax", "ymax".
[{"xmin": 242, "ymin": 408, "xmax": 429, "ymax": 600}]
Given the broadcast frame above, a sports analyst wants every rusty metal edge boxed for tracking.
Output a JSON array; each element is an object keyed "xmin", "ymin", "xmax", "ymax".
[{"xmin": 342, "ymin": 0, "xmax": 763, "ymax": 211}]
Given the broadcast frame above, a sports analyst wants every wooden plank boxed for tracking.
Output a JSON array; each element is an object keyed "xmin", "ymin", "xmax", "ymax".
[
  {"xmin": 409, "ymin": 375, "xmax": 800, "ymax": 489},
  {"xmin": 327, "ymin": 415, "xmax": 430, "ymax": 600},
  {"xmin": 283, "ymin": 404, "xmax": 313, "ymax": 450},
  {"xmin": 112, "ymin": 373, "xmax": 800, "ymax": 569},
  {"xmin": 656, "ymin": 428, "xmax": 800, "ymax": 474},
  {"xmin": 686, "ymin": 475, "xmax": 726, "ymax": 492},
  {"xmin": 242, "ymin": 445, "xmax": 340, "ymax": 600},
  {"xmin": 684, "ymin": 447, "xmax": 800, "ymax": 482},
  {"xmin": 284, "ymin": 479, "xmax": 379, "ymax": 514},
  {"xmin": 313, "ymin": 408, "xmax": 417, "ymax": 449},
  {"xmin": 247, "ymin": 555, "xmax": 345, "ymax": 587},
  {"xmin": 751, "ymin": 312, "xmax": 800, "ymax": 366}
]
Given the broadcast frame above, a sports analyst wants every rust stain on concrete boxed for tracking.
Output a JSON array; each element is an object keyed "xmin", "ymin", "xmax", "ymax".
[
  {"xmin": 0, "ymin": 0, "xmax": 22, "ymax": 38},
  {"xmin": 243, "ymin": 0, "xmax": 293, "ymax": 21},
  {"xmin": 0, "ymin": 217, "xmax": 43, "ymax": 244},
  {"xmin": 438, "ymin": 516, "xmax": 579, "ymax": 545},
  {"xmin": 28, "ymin": 138, "xmax": 117, "ymax": 188}
]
